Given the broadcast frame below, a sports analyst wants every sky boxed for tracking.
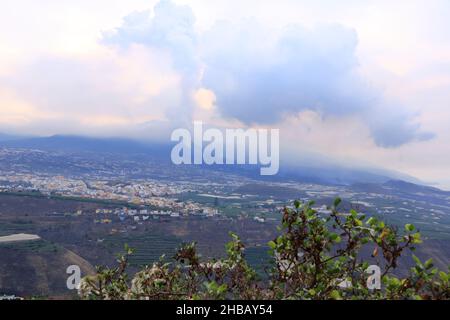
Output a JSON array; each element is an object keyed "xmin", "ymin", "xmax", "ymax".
[{"xmin": 0, "ymin": 0, "xmax": 450, "ymax": 188}]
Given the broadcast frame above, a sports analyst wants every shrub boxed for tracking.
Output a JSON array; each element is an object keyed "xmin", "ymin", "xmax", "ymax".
[{"xmin": 79, "ymin": 199, "xmax": 450, "ymax": 300}]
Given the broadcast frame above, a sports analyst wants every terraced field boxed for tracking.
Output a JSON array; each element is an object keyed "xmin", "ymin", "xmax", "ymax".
[{"xmin": 102, "ymin": 232, "xmax": 183, "ymax": 266}]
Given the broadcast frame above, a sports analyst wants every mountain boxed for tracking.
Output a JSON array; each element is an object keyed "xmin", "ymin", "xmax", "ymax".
[
  {"xmin": 0, "ymin": 134, "xmax": 171, "ymax": 156},
  {"xmin": 383, "ymin": 180, "xmax": 450, "ymax": 196},
  {"xmin": 0, "ymin": 133, "xmax": 27, "ymax": 142},
  {"xmin": 0, "ymin": 134, "xmax": 433, "ymax": 188},
  {"xmin": 350, "ymin": 180, "xmax": 450, "ymax": 208}
]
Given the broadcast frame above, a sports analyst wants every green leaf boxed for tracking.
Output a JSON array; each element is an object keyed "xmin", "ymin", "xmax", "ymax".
[
  {"xmin": 217, "ymin": 283, "xmax": 228, "ymax": 294},
  {"xmin": 412, "ymin": 232, "xmax": 422, "ymax": 244},
  {"xmin": 405, "ymin": 224, "xmax": 415, "ymax": 232},
  {"xmin": 334, "ymin": 198, "xmax": 342, "ymax": 207},
  {"xmin": 412, "ymin": 255, "xmax": 422, "ymax": 266},
  {"xmin": 268, "ymin": 241, "xmax": 277, "ymax": 250},
  {"xmin": 329, "ymin": 233, "xmax": 341, "ymax": 243},
  {"xmin": 389, "ymin": 277, "xmax": 401, "ymax": 287},
  {"xmin": 329, "ymin": 290, "xmax": 342, "ymax": 300},
  {"xmin": 424, "ymin": 258, "xmax": 434, "ymax": 270}
]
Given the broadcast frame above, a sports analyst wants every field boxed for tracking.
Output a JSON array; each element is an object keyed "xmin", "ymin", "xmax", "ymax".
[{"xmin": 102, "ymin": 232, "xmax": 182, "ymax": 266}]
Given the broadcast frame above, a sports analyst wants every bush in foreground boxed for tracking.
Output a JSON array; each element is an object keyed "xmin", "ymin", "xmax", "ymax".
[{"xmin": 79, "ymin": 199, "xmax": 450, "ymax": 300}]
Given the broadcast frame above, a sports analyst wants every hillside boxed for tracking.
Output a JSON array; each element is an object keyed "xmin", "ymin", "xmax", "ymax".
[{"xmin": 0, "ymin": 239, "xmax": 95, "ymax": 299}]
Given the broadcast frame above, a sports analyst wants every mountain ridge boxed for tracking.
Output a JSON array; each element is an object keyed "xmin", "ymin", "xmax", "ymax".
[{"xmin": 0, "ymin": 133, "xmax": 441, "ymax": 191}]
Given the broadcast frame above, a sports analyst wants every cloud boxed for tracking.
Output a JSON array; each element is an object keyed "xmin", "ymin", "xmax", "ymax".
[
  {"xmin": 0, "ymin": 0, "xmax": 434, "ymax": 148},
  {"xmin": 101, "ymin": 0, "xmax": 201, "ymax": 122},
  {"xmin": 366, "ymin": 106, "xmax": 436, "ymax": 148},
  {"xmin": 200, "ymin": 20, "xmax": 433, "ymax": 147},
  {"xmin": 0, "ymin": 45, "xmax": 185, "ymax": 139},
  {"xmin": 102, "ymin": 0, "xmax": 198, "ymax": 74}
]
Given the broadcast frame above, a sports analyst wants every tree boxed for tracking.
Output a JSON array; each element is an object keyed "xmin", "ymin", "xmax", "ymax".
[{"xmin": 78, "ymin": 199, "xmax": 450, "ymax": 300}]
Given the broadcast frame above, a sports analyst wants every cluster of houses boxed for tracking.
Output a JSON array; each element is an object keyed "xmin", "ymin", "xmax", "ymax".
[{"xmin": 92, "ymin": 206, "xmax": 218, "ymax": 224}]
